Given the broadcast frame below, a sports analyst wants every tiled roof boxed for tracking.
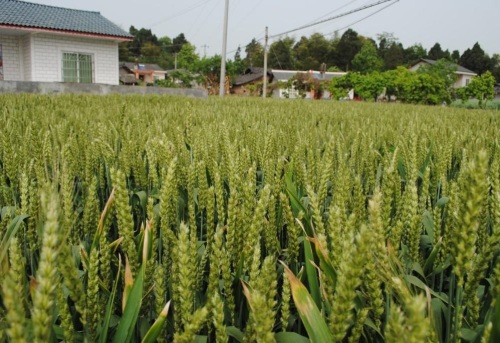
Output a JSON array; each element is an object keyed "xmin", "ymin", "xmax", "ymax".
[
  {"xmin": 121, "ymin": 62, "xmax": 166, "ymax": 72},
  {"xmin": 0, "ymin": 0, "xmax": 132, "ymax": 39},
  {"xmin": 233, "ymin": 67, "xmax": 272, "ymax": 86},
  {"xmin": 418, "ymin": 59, "xmax": 477, "ymax": 75}
]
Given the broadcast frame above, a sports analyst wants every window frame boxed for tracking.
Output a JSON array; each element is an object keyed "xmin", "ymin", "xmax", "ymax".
[{"xmin": 61, "ymin": 52, "xmax": 94, "ymax": 83}]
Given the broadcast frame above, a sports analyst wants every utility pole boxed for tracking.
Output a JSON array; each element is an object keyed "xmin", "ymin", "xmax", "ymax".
[
  {"xmin": 174, "ymin": 52, "xmax": 177, "ymax": 70},
  {"xmin": 219, "ymin": 0, "xmax": 229, "ymax": 97},
  {"xmin": 262, "ymin": 26, "xmax": 268, "ymax": 99},
  {"xmin": 201, "ymin": 44, "xmax": 209, "ymax": 57}
]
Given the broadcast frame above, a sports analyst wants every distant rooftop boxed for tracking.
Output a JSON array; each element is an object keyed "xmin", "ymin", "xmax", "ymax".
[
  {"xmin": 121, "ymin": 62, "xmax": 166, "ymax": 72},
  {"xmin": 416, "ymin": 58, "xmax": 477, "ymax": 75},
  {"xmin": 0, "ymin": 0, "xmax": 132, "ymax": 39},
  {"xmin": 272, "ymin": 69, "xmax": 346, "ymax": 82}
]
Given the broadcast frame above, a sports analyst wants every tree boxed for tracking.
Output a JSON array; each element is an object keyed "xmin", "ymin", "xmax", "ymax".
[
  {"xmin": 141, "ymin": 42, "xmax": 162, "ymax": 63},
  {"xmin": 383, "ymin": 43, "xmax": 405, "ymax": 70},
  {"xmin": 404, "ymin": 44, "xmax": 427, "ymax": 65},
  {"xmin": 234, "ymin": 46, "xmax": 242, "ymax": 62},
  {"xmin": 458, "ymin": 71, "xmax": 496, "ymax": 108},
  {"xmin": 269, "ymin": 37, "xmax": 296, "ymax": 70},
  {"xmin": 333, "ymin": 29, "xmax": 363, "ymax": 71},
  {"xmin": 491, "ymin": 54, "xmax": 500, "ymax": 82},
  {"xmin": 177, "ymin": 43, "xmax": 199, "ymax": 70},
  {"xmin": 293, "ymin": 34, "xmax": 332, "ymax": 70},
  {"xmin": 244, "ymin": 38, "xmax": 264, "ymax": 67},
  {"xmin": 171, "ymin": 33, "xmax": 189, "ymax": 54},
  {"xmin": 351, "ymin": 41, "xmax": 383, "ymax": 74},
  {"xmin": 451, "ymin": 50, "xmax": 460, "ymax": 62},
  {"xmin": 128, "ymin": 26, "xmax": 159, "ymax": 57},
  {"xmin": 428, "ymin": 43, "xmax": 447, "ymax": 60},
  {"xmin": 417, "ymin": 59, "xmax": 458, "ymax": 91},
  {"xmin": 460, "ymin": 42, "xmax": 494, "ymax": 75}
]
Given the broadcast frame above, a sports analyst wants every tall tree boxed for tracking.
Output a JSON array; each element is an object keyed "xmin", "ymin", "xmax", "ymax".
[
  {"xmin": 451, "ymin": 50, "xmax": 460, "ymax": 62},
  {"xmin": 404, "ymin": 44, "xmax": 427, "ymax": 65},
  {"xmin": 269, "ymin": 37, "xmax": 296, "ymax": 70},
  {"xmin": 293, "ymin": 34, "xmax": 331, "ymax": 70},
  {"xmin": 428, "ymin": 43, "xmax": 446, "ymax": 60},
  {"xmin": 171, "ymin": 33, "xmax": 189, "ymax": 54},
  {"xmin": 129, "ymin": 26, "xmax": 159, "ymax": 57},
  {"xmin": 244, "ymin": 38, "xmax": 264, "ymax": 67},
  {"xmin": 460, "ymin": 42, "xmax": 494, "ymax": 75},
  {"xmin": 491, "ymin": 53, "xmax": 500, "ymax": 82},
  {"xmin": 234, "ymin": 46, "xmax": 242, "ymax": 62},
  {"xmin": 333, "ymin": 29, "xmax": 363, "ymax": 71},
  {"xmin": 177, "ymin": 43, "xmax": 199, "ymax": 69},
  {"xmin": 383, "ymin": 43, "xmax": 405, "ymax": 70},
  {"xmin": 352, "ymin": 41, "xmax": 383, "ymax": 74},
  {"xmin": 141, "ymin": 42, "xmax": 162, "ymax": 63}
]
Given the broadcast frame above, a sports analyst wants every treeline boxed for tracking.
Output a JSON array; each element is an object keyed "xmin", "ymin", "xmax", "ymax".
[
  {"xmin": 327, "ymin": 64, "xmax": 496, "ymax": 107},
  {"xmin": 120, "ymin": 26, "xmax": 500, "ymax": 84},
  {"xmin": 259, "ymin": 30, "xmax": 500, "ymax": 81}
]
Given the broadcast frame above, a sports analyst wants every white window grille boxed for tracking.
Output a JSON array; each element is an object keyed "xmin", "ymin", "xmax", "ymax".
[{"xmin": 62, "ymin": 52, "xmax": 93, "ymax": 83}]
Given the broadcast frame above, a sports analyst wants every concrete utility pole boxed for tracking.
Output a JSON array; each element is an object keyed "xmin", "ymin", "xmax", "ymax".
[
  {"xmin": 262, "ymin": 26, "xmax": 268, "ymax": 99},
  {"xmin": 219, "ymin": 0, "xmax": 229, "ymax": 97},
  {"xmin": 201, "ymin": 44, "xmax": 209, "ymax": 57}
]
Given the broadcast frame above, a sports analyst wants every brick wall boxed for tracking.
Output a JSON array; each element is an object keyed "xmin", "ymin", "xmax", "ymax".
[
  {"xmin": 0, "ymin": 34, "xmax": 22, "ymax": 80},
  {"xmin": 31, "ymin": 33, "xmax": 119, "ymax": 85}
]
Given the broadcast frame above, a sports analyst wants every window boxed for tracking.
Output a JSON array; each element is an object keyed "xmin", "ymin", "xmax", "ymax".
[
  {"xmin": 62, "ymin": 52, "xmax": 93, "ymax": 83},
  {"xmin": 465, "ymin": 78, "xmax": 470, "ymax": 86},
  {"xmin": 0, "ymin": 44, "xmax": 3, "ymax": 81}
]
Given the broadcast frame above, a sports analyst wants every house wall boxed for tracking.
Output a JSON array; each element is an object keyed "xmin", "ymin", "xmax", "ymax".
[
  {"xmin": 22, "ymin": 35, "xmax": 32, "ymax": 81},
  {"xmin": 0, "ymin": 34, "xmax": 22, "ymax": 80},
  {"xmin": 153, "ymin": 71, "xmax": 166, "ymax": 81},
  {"xmin": 454, "ymin": 74, "xmax": 474, "ymax": 88},
  {"xmin": 31, "ymin": 33, "xmax": 119, "ymax": 84}
]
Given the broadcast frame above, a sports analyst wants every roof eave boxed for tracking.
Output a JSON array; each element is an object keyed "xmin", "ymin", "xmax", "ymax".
[{"xmin": 0, "ymin": 23, "xmax": 133, "ymax": 41}]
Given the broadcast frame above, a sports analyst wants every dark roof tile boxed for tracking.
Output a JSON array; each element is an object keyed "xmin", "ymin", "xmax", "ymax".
[{"xmin": 0, "ymin": 0, "xmax": 132, "ymax": 39}]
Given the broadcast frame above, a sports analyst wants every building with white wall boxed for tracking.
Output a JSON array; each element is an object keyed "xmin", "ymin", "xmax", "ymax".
[
  {"xmin": 409, "ymin": 58, "xmax": 477, "ymax": 89},
  {"xmin": 0, "ymin": 0, "xmax": 132, "ymax": 85}
]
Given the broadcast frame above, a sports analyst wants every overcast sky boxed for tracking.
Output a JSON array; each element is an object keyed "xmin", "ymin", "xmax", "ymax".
[{"xmin": 36, "ymin": 0, "xmax": 499, "ymax": 59}]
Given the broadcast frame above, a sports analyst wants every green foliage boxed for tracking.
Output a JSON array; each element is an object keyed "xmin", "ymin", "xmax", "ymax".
[
  {"xmin": 457, "ymin": 71, "xmax": 496, "ymax": 108},
  {"xmin": 330, "ymin": 63, "xmax": 454, "ymax": 104},
  {"xmin": 177, "ymin": 43, "xmax": 199, "ymax": 70},
  {"xmin": 417, "ymin": 58, "xmax": 458, "ymax": 90},
  {"xmin": 352, "ymin": 41, "xmax": 383, "ymax": 74}
]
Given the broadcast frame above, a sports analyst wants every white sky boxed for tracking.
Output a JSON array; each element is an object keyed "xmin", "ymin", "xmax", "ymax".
[{"xmin": 35, "ymin": 0, "xmax": 500, "ymax": 58}]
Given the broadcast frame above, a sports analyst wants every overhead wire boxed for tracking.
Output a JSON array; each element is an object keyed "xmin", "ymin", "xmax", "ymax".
[
  {"xmin": 150, "ymin": 0, "xmax": 214, "ymax": 28},
  {"xmin": 270, "ymin": 0, "xmax": 396, "ymax": 39},
  {"xmin": 304, "ymin": 0, "xmax": 361, "ymax": 25},
  {"xmin": 327, "ymin": 0, "xmax": 399, "ymax": 36}
]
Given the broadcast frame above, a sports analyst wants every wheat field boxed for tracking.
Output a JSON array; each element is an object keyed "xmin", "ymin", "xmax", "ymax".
[{"xmin": 0, "ymin": 94, "xmax": 499, "ymax": 343}]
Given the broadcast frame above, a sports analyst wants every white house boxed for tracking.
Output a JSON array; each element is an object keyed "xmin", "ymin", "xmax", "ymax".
[
  {"xmin": 408, "ymin": 58, "xmax": 477, "ymax": 88},
  {"xmin": 0, "ymin": 0, "xmax": 132, "ymax": 85},
  {"xmin": 271, "ymin": 69, "xmax": 346, "ymax": 99}
]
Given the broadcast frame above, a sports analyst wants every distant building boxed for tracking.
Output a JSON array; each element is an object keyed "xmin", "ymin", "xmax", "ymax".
[
  {"xmin": 271, "ymin": 69, "xmax": 346, "ymax": 99},
  {"xmin": 0, "ymin": 0, "xmax": 132, "ymax": 84},
  {"xmin": 408, "ymin": 58, "xmax": 477, "ymax": 88},
  {"xmin": 231, "ymin": 67, "xmax": 273, "ymax": 95},
  {"xmin": 120, "ymin": 62, "xmax": 167, "ymax": 85},
  {"xmin": 230, "ymin": 67, "xmax": 346, "ymax": 99}
]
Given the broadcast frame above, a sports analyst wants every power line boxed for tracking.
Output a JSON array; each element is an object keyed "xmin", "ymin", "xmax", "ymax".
[
  {"xmin": 270, "ymin": 0, "xmax": 396, "ymax": 39},
  {"xmin": 304, "ymin": 0, "xmax": 361, "ymax": 25},
  {"xmin": 327, "ymin": 0, "xmax": 399, "ymax": 36},
  {"xmin": 150, "ymin": 0, "xmax": 215, "ymax": 28}
]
